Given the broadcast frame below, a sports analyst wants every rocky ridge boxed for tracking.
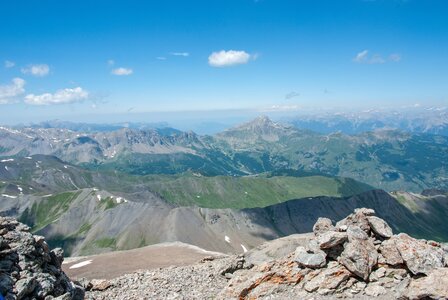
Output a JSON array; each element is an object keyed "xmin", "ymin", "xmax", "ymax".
[
  {"xmin": 0, "ymin": 217, "xmax": 84, "ymax": 300},
  {"xmin": 86, "ymin": 208, "xmax": 448, "ymax": 299}
]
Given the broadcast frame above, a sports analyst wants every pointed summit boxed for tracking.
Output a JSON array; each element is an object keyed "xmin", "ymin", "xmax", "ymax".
[
  {"xmin": 217, "ymin": 115, "xmax": 297, "ymax": 143},
  {"xmin": 237, "ymin": 115, "xmax": 278, "ymax": 132}
]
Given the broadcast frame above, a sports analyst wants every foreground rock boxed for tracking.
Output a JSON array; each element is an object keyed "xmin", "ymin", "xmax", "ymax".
[
  {"xmin": 0, "ymin": 217, "xmax": 84, "ymax": 300},
  {"xmin": 85, "ymin": 208, "xmax": 448, "ymax": 299}
]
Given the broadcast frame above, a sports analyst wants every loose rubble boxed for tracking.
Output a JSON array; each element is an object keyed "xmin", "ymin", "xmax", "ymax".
[
  {"xmin": 0, "ymin": 217, "xmax": 84, "ymax": 300},
  {"xmin": 84, "ymin": 208, "xmax": 448, "ymax": 299}
]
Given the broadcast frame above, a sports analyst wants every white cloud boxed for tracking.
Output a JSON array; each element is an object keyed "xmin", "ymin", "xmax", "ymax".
[
  {"xmin": 354, "ymin": 50, "xmax": 400, "ymax": 64},
  {"xmin": 108, "ymin": 59, "xmax": 115, "ymax": 66},
  {"xmin": 261, "ymin": 104, "xmax": 301, "ymax": 112},
  {"xmin": 111, "ymin": 67, "xmax": 133, "ymax": 76},
  {"xmin": 21, "ymin": 64, "xmax": 50, "ymax": 77},
  {"xmin": 24, "ymin": 87, "xmax": 88, "ymax": 105},
  {"xmin": 353, "ymin": 50, "xmax": 369, "ymax": 63},
  {"xmin": 208, "ymin": 50, "xmax": 252, "ymax": 67},
  {"xmin": 156, "ymin": 56, "xmax": 167, "ymax": 60},
  {"xmin": 370, "ymin": 54, "xmax": 386, "ymax": 64},
  {"xmin": 389, "ymin": 53, "xmax": 402, "ymax": 62},
  {"xmin": 0, "ymin": 78, "xmax": 26, "ymax": 104},
  {"xmin": 285, "ymin": 91, "xmax": 300, "ymax": 100},
  {"xmin": 4, "ymin": 60, "xmax": 15, "ymax": 68},
  {"xmin": 170, "ymin": 52, "xmax": 189, "ymax": 57}
]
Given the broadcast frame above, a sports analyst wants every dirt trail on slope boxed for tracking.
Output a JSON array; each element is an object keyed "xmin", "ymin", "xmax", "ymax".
[{"xmin": 63, "ymin": 242, "xmax": 225, "ymax": 280}]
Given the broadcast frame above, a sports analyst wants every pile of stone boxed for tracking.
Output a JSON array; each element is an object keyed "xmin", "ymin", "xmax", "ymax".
[
  {"xmin": 0, "ymin": 217, "xmax": 84, "ymax": 300},
  {"xmin": 219, "ymin": 208, "xmax": 448, "ymax": 299}
]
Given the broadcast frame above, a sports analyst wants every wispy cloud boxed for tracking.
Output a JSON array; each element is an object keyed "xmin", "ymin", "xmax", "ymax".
[
  {"xmin": 25, "ymin": 87, "xmax": 89, "ymax": 105},
  {"xmin": 0, "ymin": 78, "xmax": 26, "ymax": 104},
  {"xmin": 170, "ymin": 52, "xmax": 189, "ymax": 57},
  {"xmin": 107, "ymin": 59, "xmax": 115, "ymax": 66},
  {"xmin": 353, "ymin": 50, "xmax": 400, "ymax": 64},
  {"xmin": 156, "ymin": 57, "xmax": 167, "ymax": 60},
  {"xmin": 285, "ymin": 91, "xmax": 300, "ymax": 100},
  {"xmin": 208, "ymin": 50, "xmax": 253, "ymax": 67},
  {"xmin": 353, "ymin": 50, "xmax": 369, "ymax": 63},
  {"xmin": 111, "ymin": 67, "xmax": 133, "ymax": 76},
  {"xmin": 21, "ymin": 64, "xmax": 50, "ymax": 77},
  {"xmin": 261, "ymin": 104, "xmax": 301, "ymax": 112},
  {"xmin": 4, "ymin": 60, "xmax": 15, "ymax": 68},
  {"xmin": 389, "ymin": 53, "xmax": 402, "ymax": 62}
]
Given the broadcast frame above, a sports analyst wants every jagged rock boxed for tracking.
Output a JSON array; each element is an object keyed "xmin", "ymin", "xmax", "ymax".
[
  {"xmin": 367, "ymin": 216, "xmax": 393, "ymax": 238},
  {"xmin": 50, "ymin": 248, "xmax": 65, "ymax": 269},
  {"xmin": 219, "ymin": 255, "xmax": 250, "ymax": 276},
  {"xmin": 354, "ymin": 208, "xmax": 376, "ymax": 216},
  {"xmin": 15, "ymin": 276, "xmax": 37, "ymax": 298},
  {"xmin": 312, "ymin": 217, "xmax": 334, "ymax": 236},
  {"xmin": 340, "ymin": 226, "xmax": 378, "ymax": 281},
  {"xmin": 336, "ymin": 209, "xmax": 372, "ymax": 233},
  {"xmin": 317, "ymin": 231, "xmax": 348, "ymax": 249},
  {"xmin": 0, "ymin": 217, "xmax": 84, "ymax": 300},
  {"xmin": 303, "ymin": 262, "xmax": 351, "ymax": 293},
  {"xmin": 294, "ymin": 246, "xmax": 326, "ymax": 268},
  {"xmin": 403, "ymin": 268, "xmax": 448, "ymax": 299},
  {"xmin": 394, "ymin": 233, "xmax": 444, "ymax": 275},
  {"xmin": 83, "ymin": 208, "xmax": 448, "ymax": 300},
  {"xmin": 347, "ymin": 225, "xmax": 369, "ymax": 240},
  {"xmin": 442, "ymin": 243, "xmax": 448, "ymax": 267},
  {"xmin": 379, "ymin": 238, "xmax": 404, "ymax": 266}
]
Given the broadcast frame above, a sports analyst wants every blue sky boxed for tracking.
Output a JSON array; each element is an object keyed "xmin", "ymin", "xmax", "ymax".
[{"xmin": 0, "ymin": 0, "xmax": 447, "ymax": 124}]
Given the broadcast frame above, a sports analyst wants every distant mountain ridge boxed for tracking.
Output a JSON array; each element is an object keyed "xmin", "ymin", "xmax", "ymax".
[
  {"xmin": 1, "ymin": 116, "xmax": 448, "ymax": 191},
  {"xmin": 285, "ymin": 107, "xmax": 448, "ymax": 136}
]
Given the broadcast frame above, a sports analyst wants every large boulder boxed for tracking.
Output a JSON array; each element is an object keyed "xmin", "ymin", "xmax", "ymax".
[
  {"xmin": 379, "ymin": 238, "xmax": 404, "ymax": 266},
  {"xmin": 404, "ymin": 268, "xmax": 448, "ymax": 299},
  {"xmin": 394, "ymin": 233, "xmax": 444, "ymax": 275},
  {"xmin": 312, "ymin": 217, "xmax": 334, "ymax": 236},
  {"xmin": 339, "ymin": 237, "xmax": 378, "ymax": 281},
  {"xmin": 294, "ymin": 246, "xmax": 326, "ymax": 269},
  {"xmin": 367, "ymin": 216, "xmax": 393, "ymax": 238},
  {"xmin": 316, "ymin": 231, "xmax": 348, "ymax": 249}
]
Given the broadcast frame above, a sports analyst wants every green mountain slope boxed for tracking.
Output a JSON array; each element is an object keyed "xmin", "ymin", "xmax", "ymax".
[{"xmin": 144, "ymin": 174, "xmax": 373, "ymax": 209}]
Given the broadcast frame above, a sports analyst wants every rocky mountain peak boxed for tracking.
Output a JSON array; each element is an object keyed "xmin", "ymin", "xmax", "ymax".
[
  {"xmin": 238, "ymin": 115, "xmax": 278, "ymax": 131},
  {"xmin": 218, "ymin": 116, "xmax": 296, "ymax": 142},
  {"xmin": 84, "ymin": 208, "xmax": 448, "ymax": 299},
  {"xmin": 0, "ymin": 217, "xmax": 84, "ymax": 299}
]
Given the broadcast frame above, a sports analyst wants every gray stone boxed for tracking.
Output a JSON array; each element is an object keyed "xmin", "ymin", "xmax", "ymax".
[
  {"xmin": 347, "ymin": 225, "xmax": 368, "ymax": 241},
  {"xmin": 317, "ymin": 231, "xmax": 348, "ymax": 249},
  {"xmin": 395, "ymin": 233, "xmax": 444, "ymax": 275},
  {"xmin": 354, "ymin": 208, "xmax": 375, "ymax": 216},
  {"xmin": 379, "ymin": 238, "xmax": 404, "ymax": 266},
  {"xmin": 313, "ymin": 218, "xmax": 334, "ymax": 236},
  {"xmin": 304, "ymin": 264, "xmax": 351, "ymax": 293},
  {"xmin": 367, "ymin": 216, "xmax": 393, "ymax": 238},
  {"xmin": 336, "ymin": 212, "xmax": 370, "ymax": 233},
  {"xmin": 339, "ymin": 238, "xmax": 378, "ymax": 281},
  {"xmin": 16, "ymin": 277, "xmax": 37, "ymax": 299},
  {"xmin": 403, "ymin": 268, "xmax": 448, "ymax": 300},
  {"xmin": 50, "ymin": 248, "xmax": 64, "ymax": 268},
  {"xmin": 294, "ymin": 246, "xmax": 327, "ymax": 268}
]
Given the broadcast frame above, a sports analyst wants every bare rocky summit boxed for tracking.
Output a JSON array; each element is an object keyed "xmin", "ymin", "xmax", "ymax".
[
  {"xmin": 85, "ymin": 208, "xmax": 448, "ymax": 300},
  {"xmin": 0, "ymin": 217, "xmax": 84, "ymax": 300}
]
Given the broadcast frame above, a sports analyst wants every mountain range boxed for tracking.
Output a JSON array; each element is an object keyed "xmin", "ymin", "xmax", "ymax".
[
  {"xmin": 1, "ymin": 116, "xmax": 447, "ymax": 192},
  {"xmin": 1, "ymin": 116, "xmax": 448, "ymax": 257}
]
